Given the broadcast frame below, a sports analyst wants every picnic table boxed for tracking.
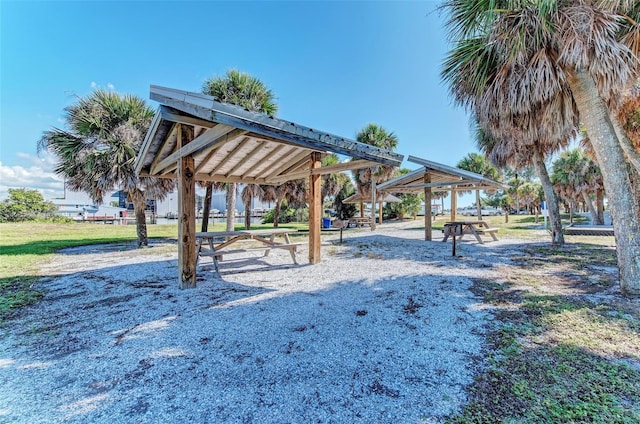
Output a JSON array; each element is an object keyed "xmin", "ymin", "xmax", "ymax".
[
  {"xmin": 196, "ymin": 228, "xmax": 301, "ymax": 274},
  {"xmin": 442, "ymin": 220, "xmax": 499, "ymax": 244},
  {"xmin": 348, "ymin": 217, "xmax": 373, "ymax": 229}
]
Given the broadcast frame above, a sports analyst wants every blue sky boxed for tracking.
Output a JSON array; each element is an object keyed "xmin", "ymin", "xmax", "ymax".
[{"xmin": 0, "ymin": 1, "xmax": 478, "ymax": 204}]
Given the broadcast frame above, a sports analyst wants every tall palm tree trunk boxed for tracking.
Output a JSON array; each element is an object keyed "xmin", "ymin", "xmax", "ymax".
[
  {"xmin": 131, "ymin": 194, "xmax": 148, "ymax": 247},
  {"xmin": 273, "ymin": 198, "xmax": 282, "ymax": 228},
  {"xmin": 596, "ymin": 188, "xmax": 604, "ymax": 225},
  {"xmin": 568, "ymin": 70, "xmax": 640, "ymax": 296},
  {"xmin": 225, "ymin": 183, "xmax": 236, "ymax": 232},
  {"xmin": 201, "ymin": 183, "xmax": 213, "ymax": 232},
  {"xmin": 244, "ymin": 202, "xmax": 252, "ymax": 230},
  {"xmin": 531, "ymin": 146, "xmax": 564, "ymax": 245}
]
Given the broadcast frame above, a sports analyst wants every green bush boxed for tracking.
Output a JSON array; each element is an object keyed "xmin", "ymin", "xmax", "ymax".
[{"xmin": 0, "ymin": 188, "xmax": 58, "ymax": 222}]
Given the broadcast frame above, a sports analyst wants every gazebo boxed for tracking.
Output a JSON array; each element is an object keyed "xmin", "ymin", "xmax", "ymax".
[
  {"xmin": 134, "ymin": 86, "xmax": 403, "ymax": 287},
  {"xmin": 376, "ymin": 155, "xmax": 507, "ymax": 240},
  {"xmin": 342, "ymin": 192, "xmax": 401, "ymax": 225}
]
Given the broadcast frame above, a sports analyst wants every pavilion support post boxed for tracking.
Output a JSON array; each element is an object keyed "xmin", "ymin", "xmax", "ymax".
[
  {"xmin": 177, "ymin": 124, "xmax": 197, "ymax": 289},
  {"xmin": 370, "ymin": 174, "xmax": 376, "ymax": 230},
  {"xmin": 451, "ymin": 186, "xmax": 458, "ymax": 222},
  {"xmin": 424, "ymin": 172, "xmax": 432, "ymax": 241},
  {"xmin": 308, "ymin": 152, "xmax": 322, "ymax": 264}
]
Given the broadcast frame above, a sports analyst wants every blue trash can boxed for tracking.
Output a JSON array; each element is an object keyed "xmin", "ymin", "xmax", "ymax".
[{"xmin": 322, "ymin": 217, "xmax": 331, "ymax": 228}]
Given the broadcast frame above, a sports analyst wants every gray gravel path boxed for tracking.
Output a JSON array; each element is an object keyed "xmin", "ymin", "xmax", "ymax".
[{"xmin": 0, "ymin": 222, "xmax": 528, "ymax": 423}]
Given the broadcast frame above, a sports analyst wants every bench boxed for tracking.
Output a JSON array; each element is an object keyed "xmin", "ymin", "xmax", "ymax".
[{"xmin": 475, "ymin": 227, "xmax": 499, "ymax": 241}]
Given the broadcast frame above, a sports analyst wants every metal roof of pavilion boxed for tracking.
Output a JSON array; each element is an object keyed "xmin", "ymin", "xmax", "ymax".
[
  {"xmin": 377, "ymin": 155, "xmax": 508, "ymax": 193},
  {"xmin": 134, "ymin": 86, "xmax": 403, "ymax": 184}
]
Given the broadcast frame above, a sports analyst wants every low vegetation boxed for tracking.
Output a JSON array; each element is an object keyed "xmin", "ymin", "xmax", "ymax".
[{"xmin": 450, "ymin": 239, "xmax": 640, "ymax": 423}]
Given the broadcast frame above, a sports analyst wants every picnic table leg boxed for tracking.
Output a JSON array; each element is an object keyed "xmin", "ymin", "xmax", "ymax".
[
  {"xmin": 468, "ymin": 225, "xmax": 484, "ymax": 244},
  {"xmin": 284, "ymin": 233, "xmax": 298, "ymax": 264},
  {"xmin": 263, "ymin": 234, "xmax": 276, "ymax": 257}
]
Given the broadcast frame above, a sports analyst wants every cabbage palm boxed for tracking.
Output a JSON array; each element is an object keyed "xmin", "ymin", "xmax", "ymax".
[
  {"xmin": 39, "ymin": 89, "xmax": 174, "ymax": 246},
  {"xmin": 352, "ymin": 124, "xmax": 399, "ymax": 217},
  {"xmin": 551, "ymin": 149, "xmax": 603, "ymax": 224},
  {"xmin": 442, "ymin": 0, "xmax": 640, "ymax": 294},
  {"xmin": 202, "ymin": 69, "xmax": 278, "ymax": 231},
  {"xmin": 241, "ymin": 184, "xmax": 264, "ymax": 230},
  {"xmin": 473, "ymin": 121, "xmax": 566, "ymax": 242},
  {"xmin": 457, "ymin": 152, "xmax": 500, "ymax": 219}
]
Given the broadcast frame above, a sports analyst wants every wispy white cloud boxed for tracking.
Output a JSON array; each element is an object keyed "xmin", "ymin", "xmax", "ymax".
[
  {"xmin": 0, "ymin": 152, "xmax": 65, "ymax": 200},
  {"xmin": 89, "ymin": 81, "xmax": 116, "ymax": 91}
]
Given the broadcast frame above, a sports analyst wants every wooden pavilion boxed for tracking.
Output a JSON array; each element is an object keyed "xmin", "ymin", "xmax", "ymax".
[
  {"xmin": 134, "ymin": 86, "xmax": 403, "ymax": 287},
  {"xmin": 376, "ymin": 155, "xmax": 507, "ymax": 240}
]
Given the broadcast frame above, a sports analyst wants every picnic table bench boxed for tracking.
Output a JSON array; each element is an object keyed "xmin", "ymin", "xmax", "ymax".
[{"xmin": 196, "ymin": 229, "xmax": 301, "ymax": 275}]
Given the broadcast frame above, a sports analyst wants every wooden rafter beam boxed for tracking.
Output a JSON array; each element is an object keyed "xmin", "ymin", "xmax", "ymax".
[
  {"xmin": 160, "ymin": 105, "xmax": 215, "ymax": 129},
  {"xmin": 266, "ymin": 158, "xmax": 379, "ymax": 185},
  {"xmin": 224, "ymin": 140, "xmax": 264, "ymax": 178},
  {"xmin": 207, "ymin": 136, "xmax": 250, "ymax": 177},
  {"xmin": 150, "ymin": 124, "xmax": 246, "ymax": 175},
  {"xmin": 240, "ymin": 144, "xmax": 287, "ymax": 179}
]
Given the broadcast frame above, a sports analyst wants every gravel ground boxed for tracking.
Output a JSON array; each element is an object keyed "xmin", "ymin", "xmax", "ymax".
[{"xmin": 0, "ymin": 222, "xmax": 537, "ymax": 423}]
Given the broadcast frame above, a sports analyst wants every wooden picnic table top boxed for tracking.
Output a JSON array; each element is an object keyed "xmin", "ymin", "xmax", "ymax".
[{"xmin": 196, "ymin": 228, "xmax": 298, "ymax": 238}]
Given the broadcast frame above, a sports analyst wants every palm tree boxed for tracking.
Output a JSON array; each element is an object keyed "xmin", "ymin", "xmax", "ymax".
[
  {"xmin": 473, "ymin": 120, "xmax": 566, "ymax": 243},
  {"xmin": 352, "ymin": 124, "xmax": 399, "ymax": 218},
  {"xmin": 240, "ymin": 184, "xmax": 264, "ymax": 230},
  {"xmin": 551, "ymin": 149, "xmax": 603, "ymax": 225},
  {"xmin": 39, "ymin": 89, "xmax": 174, "ymax": 247},
  {"xmin": 261, "ymin": 180, "xmax": 306, "ymax": 228},
  {"xmin": 456, "ymin": 152, "xmax": 500, "ymax": 219},
  {"xmin": 441, "ymin": 1, "xmax": 640, "ymax": 294},
  {"xmin": 202, "ymin": 69, "xmax": 277, "ymax": 231}
]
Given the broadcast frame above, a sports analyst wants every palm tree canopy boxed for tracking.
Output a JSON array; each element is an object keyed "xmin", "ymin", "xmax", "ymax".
[
  {"xmin": 202, "ymin": 69, "xmax": 278, "ymax": 116},
  {"xmin": 352, "ymin": 124, "xmax": 399, "ymax": 196},
  {"xmin": 442, "ymin": 1, "xmax": 639, "ymax": 145},
  {"xmin": 38, "ymin": 89, "xmax": 174, "ymax": 204}
]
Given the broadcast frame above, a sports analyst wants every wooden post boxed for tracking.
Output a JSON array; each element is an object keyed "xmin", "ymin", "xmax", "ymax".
[
  {"xmin": 177, "ymin": 124, "xmax": 197, "ymax": 289},
  {"xmin": 370, "ymin": 173, "xmax": 376, "ymax": 230},
  {"xmin": 378, "ymin": 201, "xmax": 383, "ymax": 224},
  {"xmin": 308, "ymin": 152, "xmax": 322, "ymax": 264},
  {"xmin": 451, "ymin": 186, "xmax": 458, "ymax": 222},
  {"xmin": 424, "ymin": 172, "xmax": 432, "ymax": 241}
]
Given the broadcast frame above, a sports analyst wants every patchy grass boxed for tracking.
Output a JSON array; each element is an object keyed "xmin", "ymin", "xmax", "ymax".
[
  {"xmin": 449, "ymin": 242, "xmax": 640, "ymax": 423},
  {"xmin": 0, "ymin": 221, "xmax": 308, "ymax": 319},
  {"xmin": 0, "ymin": 222, "xmax": 176, "ymax": 318}
]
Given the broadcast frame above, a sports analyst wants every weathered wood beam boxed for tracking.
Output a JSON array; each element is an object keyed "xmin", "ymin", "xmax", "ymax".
[
  {"xmin": 308, "ymin": 152, "xmax": 322, "ymax": 264},
  {"xmin": 451, "ymin": 186, "xmax": 458, "ymax": 222},
  {"xmin": 177, "ymin": 124, "xmax": 197, "ymax": 289},
  {"xmin": 148, "ymin": 123, "xmax": 178, "ymax": 176},
  {"xmin": 135, "ymin": 108, "xmax": 164, "ymax": 174},
  {"xmin": 150, "ymin": 86, "xmax": 403, "ymax": 166},
  {"xmin": 194, "ymin": 145, "xmax": 221, "ymax": 173},
  {"xmin": 266, "ymin": 158, "xmax": 382, "ymax": 184},
  {"xmin": 424, "ymin": 172, "xmax": 432, "ymax": 241},
  {"xmin": 150, "ymin": 124, "xmax": 244, "ymax": 175},
  {"xmin": 261, "ymin": 146, "xmax": 309, "ymax": 180},
  {"xmin": 240, "ymin": 144, "xmax": 287, "ymax": 179},
  {"xmin": 224, "ymin": 140, "xmax": 264, "ymax": 178},
  {"xmin": 207, "ymin": 136, "xmax": 250, "ymax": 177},
  {"xmin": 253, "ymin": 145, "xmax": 298, "ymax": 179},
  {"xmin": 160, "ymin": 105, "xmax": 215, "ymax": 128}
]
